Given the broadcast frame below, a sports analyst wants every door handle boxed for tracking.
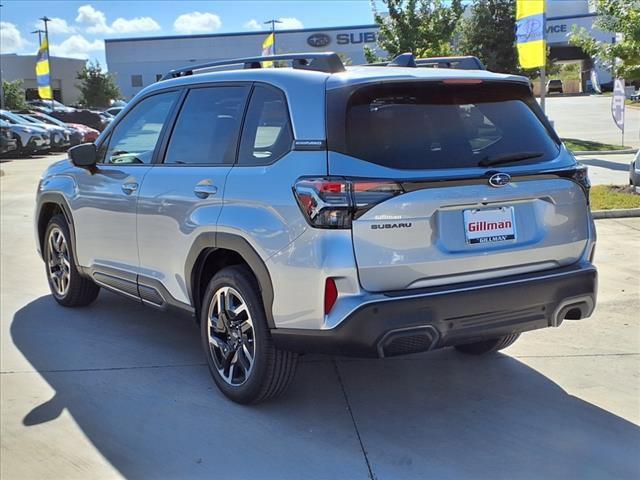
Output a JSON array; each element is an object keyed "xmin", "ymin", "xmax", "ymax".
[
  {"xmin": 121, "ymin": 182, "xmax": 138, "ymax": 194},
  {"xmin": 193, "ymin": 182, "xmax": 218, "ymax": 199}
]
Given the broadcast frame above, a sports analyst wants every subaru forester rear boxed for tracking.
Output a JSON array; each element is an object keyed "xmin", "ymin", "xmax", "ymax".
[
  {"xmin": 36, "ymin": 53, "xmax": 596, "ymax": 404},
  {"xmin": 272, "ymin": 66, "xmax": 596, "ymax": 361}
]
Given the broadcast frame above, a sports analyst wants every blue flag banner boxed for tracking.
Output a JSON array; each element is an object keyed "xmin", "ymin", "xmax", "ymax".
[
  {"xmin": 516, "ymin": 0, "xmax": 546, "ymax": 69},
  {"xmin": 35, "ymin": 37, "xmax": 52, "ymax": 100}
]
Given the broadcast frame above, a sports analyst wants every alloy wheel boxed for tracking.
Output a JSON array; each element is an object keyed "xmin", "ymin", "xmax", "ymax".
[
  {"xmin": 47, "ymin": 227, "xmax": 71, "ymax": 297},
  {"xmin": 207, "ymin": 286, "xmax": 255, "ymax": 386}
]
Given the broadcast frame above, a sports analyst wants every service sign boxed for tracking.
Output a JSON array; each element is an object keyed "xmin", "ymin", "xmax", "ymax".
[{"xmin": 611, "ymin": 78, "xmax": 625, "ymax": 131}]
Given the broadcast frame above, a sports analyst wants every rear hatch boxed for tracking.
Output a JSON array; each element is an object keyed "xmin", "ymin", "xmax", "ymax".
[{"xmin": 326, "ymin": 79, "xmax": 591, "ymax": 292}]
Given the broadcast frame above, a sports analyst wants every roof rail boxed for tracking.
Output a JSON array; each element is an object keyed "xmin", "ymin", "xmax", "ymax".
[
  {"xmin": 367, "ymin": 53, "xmax": 486, "ymax": 70},
  {"xmin": 162, "ymin": 52, "xmax": 345, "ymax": 80}
]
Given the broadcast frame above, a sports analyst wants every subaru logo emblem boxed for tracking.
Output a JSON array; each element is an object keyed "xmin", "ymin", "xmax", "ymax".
[
  {"xmin": 307, "ymin": 33, "xmax": 331, "ymax": 48},
  {"xmin": 488, "ymin": 173, "xmax": 511, "ymax": 187}
]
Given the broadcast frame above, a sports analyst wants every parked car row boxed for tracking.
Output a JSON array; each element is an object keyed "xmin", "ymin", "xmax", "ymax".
[
  {"xmin": 0, "ymin": 108, "xmax": 100, "ymax": 158},
  {"xmin": 25, "ymin": 100, "xmax": 121, "ymax": 131},
  {"xmin": 0, "ymin": 121, "xmax": 19, "ymax": 156}
]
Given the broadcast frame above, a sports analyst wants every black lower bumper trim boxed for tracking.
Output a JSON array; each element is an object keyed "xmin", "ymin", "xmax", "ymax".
[{"xmin": 271, "ymin": 263, "xmax": 597, "ymax": 358}]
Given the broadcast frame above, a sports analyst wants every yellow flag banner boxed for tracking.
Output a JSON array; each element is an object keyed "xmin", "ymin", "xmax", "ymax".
[
  {"xmin": 262, "ymin": 33, "xmax": 275, "ymax": 68},
  {"xmin": 35, "ymin": 37, "xmax": 53, "ymax": 100},
  {"xmin": 516, "ymin": 0, "xmax": 546, "ymax": 69}
]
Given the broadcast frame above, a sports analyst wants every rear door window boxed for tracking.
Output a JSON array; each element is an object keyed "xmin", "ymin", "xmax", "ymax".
[
  {"xmin": 336, "ymin": 82, "xmax": 559, "ymax": 170},
  {"xmin": 164, "ymin": 86, "xmax": 249, "ymax": 165}
]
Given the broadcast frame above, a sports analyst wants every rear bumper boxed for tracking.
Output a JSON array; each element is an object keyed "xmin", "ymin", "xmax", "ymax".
[{"xmin": 271, "ymin": 262, "xmax": 597, "ymax": 358}]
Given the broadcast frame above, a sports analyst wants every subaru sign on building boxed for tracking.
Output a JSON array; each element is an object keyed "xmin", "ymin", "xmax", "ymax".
[{"xmin": 307, "ymin": 33, "xmax": 331, "ymax": 48}]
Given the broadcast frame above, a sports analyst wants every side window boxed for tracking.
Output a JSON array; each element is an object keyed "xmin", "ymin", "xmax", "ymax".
[
  {"xmin": 101, "ymin": 91, "xmax": 178, "ymax": 165},
  {"xmin": 238, "ymin": 85, "xmax": 293, "ymax": 166},
  {"xmin": 164, "ymin": 86, "xmax": 249, "ymax": 165}
]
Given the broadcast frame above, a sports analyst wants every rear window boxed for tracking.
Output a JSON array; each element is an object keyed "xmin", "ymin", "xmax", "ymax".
[{"xmin": 336, "ymin": 82, "xmax": 559, "ymax": 170}]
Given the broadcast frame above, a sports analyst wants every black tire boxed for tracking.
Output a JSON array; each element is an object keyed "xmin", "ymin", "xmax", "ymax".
[
  {"xmin": 454, "ymin": 333, "xmax": 520, "ymax": 355},
  {"xmin": 200, "ymin": 265, "xmax": 297, "ymax": 404},
  {"xmin": 14, "ymin": 137, "xmax": 27, "ymax": 157},
  {"xmin": 44, "ymin": 214, "xmax": 100, "ymax": 307}
]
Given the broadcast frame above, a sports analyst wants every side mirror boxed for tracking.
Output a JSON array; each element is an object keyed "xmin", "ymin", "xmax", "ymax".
[{"xmin": 69, "ymin": 143, "xmax": 97, "ymax": 167}]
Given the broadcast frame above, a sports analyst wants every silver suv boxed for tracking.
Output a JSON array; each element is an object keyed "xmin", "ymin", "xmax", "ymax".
[{"xmin": 35, "ymin": 53, "xmax": 597, "ymax": 404}]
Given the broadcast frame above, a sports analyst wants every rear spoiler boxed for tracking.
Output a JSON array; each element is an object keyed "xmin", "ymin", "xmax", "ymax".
[{"xmin": 366, "ymin": 53, "xmax": 486, "ymax": 70}]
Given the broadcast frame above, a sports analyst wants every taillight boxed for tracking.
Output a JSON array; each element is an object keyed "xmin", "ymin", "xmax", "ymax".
[
  {"xmin": 293, "ymin": 177, "xmax": 404, "ymax": 228},
  {"xmin": 324, "ymin": 277, "xmax": 338, "ymax": 315},
  {"xmin": 571, "ymin": 164, "xmax": 591, "ymax": 203}
]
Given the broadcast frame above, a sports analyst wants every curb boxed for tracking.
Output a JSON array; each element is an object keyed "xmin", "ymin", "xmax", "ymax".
[
  {"xmin": 592, "ymin": 208, "xmax": 640, "ymax": 219},
  {"xmin": 573, "ymin": 149, "xmax": 638, "ymax": 156}
]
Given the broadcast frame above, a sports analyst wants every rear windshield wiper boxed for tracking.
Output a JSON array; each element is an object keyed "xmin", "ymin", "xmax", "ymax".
[{"xmin": 479, "ymin": 151, "xmax": 543, "ymax": 168}]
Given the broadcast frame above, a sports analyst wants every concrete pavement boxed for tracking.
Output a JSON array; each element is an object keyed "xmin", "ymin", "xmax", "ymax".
[
  {"xmin": 1, "ymin": 154, "xmax": 639, "ymax": 479},
  {"xmin": 576, "ymin": 153, "xmax": 634, "ymax": 185},
  {"xmin": 546, "ymin": 95, "xmax": 640, "ymax": 149}
]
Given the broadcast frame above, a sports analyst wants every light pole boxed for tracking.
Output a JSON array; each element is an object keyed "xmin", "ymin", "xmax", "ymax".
[
  {"xmin": 263, "ymin": 19, "xmax": 282, "ymax": 54},
  {"xmin": 0, "ymin": 4, "xmax": 4, "ymax": 109},
  {"xmin": 39, "ymin": 16, "xmax": 53, "ymax": 109},
  {"xmin": 31, "ymin": 29, "xmax": 44, "ymax": 45}
]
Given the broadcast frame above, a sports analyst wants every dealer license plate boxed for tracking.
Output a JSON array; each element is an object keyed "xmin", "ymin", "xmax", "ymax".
[{"xmin": 463, "ymin": 207, "xmax": 516, "ymax": 244}]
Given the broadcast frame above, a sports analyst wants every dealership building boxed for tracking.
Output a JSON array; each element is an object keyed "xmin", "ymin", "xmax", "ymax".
[
  {"xmin": 0, "ymin": 54, "xmax": 86, "ymax": 104},
  {"xmin": 105, "ymin": 0, "xmax": 614, "ymax": 99},
  {"xmin": 105, "ymin": 24, "xmax": 381, "ymax": 99}
]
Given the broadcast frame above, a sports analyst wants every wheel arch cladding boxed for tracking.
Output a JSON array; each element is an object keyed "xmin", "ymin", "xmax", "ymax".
[
  {"xmin": 186, "ymin": 232, "xmax": 276, "ymax": 328},
  {"xmin": 36, "ymin": 193, "xmax": 74, "ymax": 260}
]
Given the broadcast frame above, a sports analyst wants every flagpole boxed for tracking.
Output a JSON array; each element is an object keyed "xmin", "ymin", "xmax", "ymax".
[
  {"xmin": 40, "ymin": 16, "xmax": 52, "ymax": 110},
  {"xmin": 540, "ymin": 0, "xmax": 546, "ymax": 114},
  {"xmin": 31, "ymin": 29, "xmax": 44, "ymax": 44},
  {"xmin": 540, "ymin": 65, "xmax": 546, "ymax": 114},
  {"xmin": 264, "ymin": 19, "xmax": 282, "ymax": 55}
]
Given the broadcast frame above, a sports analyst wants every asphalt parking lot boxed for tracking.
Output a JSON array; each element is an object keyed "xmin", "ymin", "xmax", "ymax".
[{"xmin": 1, "ymin": 153, "xmax": 639, "ymax": 480}]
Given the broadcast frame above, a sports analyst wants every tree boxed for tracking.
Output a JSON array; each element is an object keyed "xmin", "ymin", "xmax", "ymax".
[
  {"xmin": 1, "ymin": 80, "xmax": 27, "ymax": 110},
  {"xmin": 457, "ymin": 0, "xmax": 520, "ymax": 74},
  {"xmin": 367, "ymin": 0, "xmax": 464, "ymax": 62},
  {"xmin": 337, "ymin": 52, "xmax": 353, "ymax": 66},
  {"xmin": 76, "ymin": 61, "xmax": 121, "ymax": 108},
  {"xmin": 570, "ymin": 0, "xmax": 640, "ymax": 80}
]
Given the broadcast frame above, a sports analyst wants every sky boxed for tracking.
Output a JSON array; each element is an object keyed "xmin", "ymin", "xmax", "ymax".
[{"xmin": 0, "ymin": 0, "xmax": 382, "ymax": 67}]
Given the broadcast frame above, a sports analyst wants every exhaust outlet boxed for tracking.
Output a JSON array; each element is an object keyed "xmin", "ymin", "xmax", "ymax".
[
  {"xmin": 552, "ymin": 296, "xmax": 595, "ymax": 327},
  {"xmin": 377, "ymin": 326, "xmax": 440, "ymax": 358}
]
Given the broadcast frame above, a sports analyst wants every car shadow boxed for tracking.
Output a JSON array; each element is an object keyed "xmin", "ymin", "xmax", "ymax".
[
  {"xmin": 1, "ymin": 152, "xmax": 52, "ymax": 162},
  {"xmin": 579, "ymin": 158, "xmax": 630, "ymax": 172},
  {"xmin": 10, "ymin": 293, "xmax": 640, "ymax": 479}
]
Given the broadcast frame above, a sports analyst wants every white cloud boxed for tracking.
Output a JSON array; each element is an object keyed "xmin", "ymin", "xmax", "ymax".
[
  {"xmin": 244, "ymin": 19, "xmax": 262, "ymax": 31},
  {"xmin": 276, "ymin": 17, "xmax": 303, "ymax": 30},
  {"xmin": 34, "ymin": 17, "xmax": 76, "ymax": 35},
  {"xmin": 75, "ymin": 4, "xmax": 160, "ymax": 35},
  {"xmin": 0, "ymin": 22, "xmax": 30, "ymax": 53},
  {"xmin": 76, "ymin": 4, "xmax": 109, "ymax": 34},
  {"xmin": 111, "ymin": 17, "xmax": 160, "ymax": 34},
  {"xmin": 174, "ymin": 12, "xmax": 222, "ymax": 34},
  {"xmin": 50, "ymin": 34, "xmax": 103, "ymax": 59}
]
